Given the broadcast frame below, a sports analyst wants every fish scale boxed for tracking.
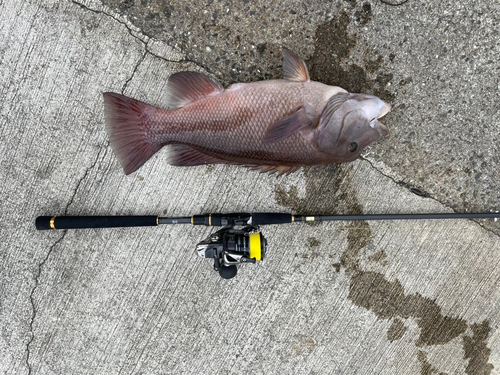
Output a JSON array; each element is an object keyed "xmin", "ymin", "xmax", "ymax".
[
  {"xmin": 103, "ymin": 49, "xmax": 390, "ymax": 175},
  {"xmin": 150, "ymin": 82, "xmax": 316, "ymax": 163}
]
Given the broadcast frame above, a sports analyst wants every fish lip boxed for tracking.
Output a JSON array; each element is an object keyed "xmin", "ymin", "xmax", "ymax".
[
  {"xmin": 378, "ymin": 103, "xmax": 391, "ymax": 119},
  {"xmin": 370, "ymin": 103, "xmax": 390, "ymax": 136},
  {"xmin": 370, "ymin": 119, "xmax": 389, "ymax": 136}
]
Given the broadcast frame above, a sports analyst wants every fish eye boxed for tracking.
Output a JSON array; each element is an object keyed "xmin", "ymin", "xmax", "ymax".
[{"xmin": 348, "ymin": 142, "xmax": 358, "ymax": 153}]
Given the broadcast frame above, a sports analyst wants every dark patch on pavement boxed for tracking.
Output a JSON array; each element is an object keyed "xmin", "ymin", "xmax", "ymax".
[
  {"xmin": 463, "ymin": 320, "xmax": 494, "ymax": 375},
  {"xmin": 354, "ymin": 3, "xmax": 372, "ymax": 25},
  {"xmin": 417, "ymin": 350, "xmax": 447, "ymax": 375},
  {"xmin": 398, "ymin": 180, "xmax": 431, "ymax": 198},
  {"xmin": 308, "ymin": 12, "xmax": 395, "ymax": 103},
  {"xmin": 275, "ymin": 164, "xmax": 349, "ymax": 215},
  {"xmin": 348, "ymin": 271, "xmax": 467, "ymax": 346},
  {"xmin": 387, "ymin": 318, "xmax": 406, "ymax": 341},
  {"xmin": 275, "ymin": 163, "xmax": 372, "ymax": 268},
  {"xmin": 274, "ymin": 163, "xmax": 372, "ymax": 271},
  {"xmin": 369, "ymin": 249, "xmax": 388, "ymax": 266},
  {"xmin": 98, "ymin": 0, "xmax": 313, "ymax": 83},
  {"xmin": 301, "ymin": 237, "xmax": 322, "ymax": 258},
  {"xmin": 306, "ymin": 237, "xmax": 321, "ymax": 248},
  {"xmin": 341, "ymin": 219, "xmax": 371, "ymax": 272}
]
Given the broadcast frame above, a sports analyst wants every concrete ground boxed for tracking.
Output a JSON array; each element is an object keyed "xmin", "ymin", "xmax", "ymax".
[{"xmin": 1, "ymin": 0, "xmax": 499, "ymax": 374}]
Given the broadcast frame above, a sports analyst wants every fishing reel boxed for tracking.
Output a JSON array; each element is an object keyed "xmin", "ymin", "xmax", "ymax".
[{"xmin": 195, "ymin": 224, "xmax": 268, "ymax": 279}]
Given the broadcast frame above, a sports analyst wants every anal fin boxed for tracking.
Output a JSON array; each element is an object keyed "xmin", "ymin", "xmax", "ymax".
[
  {"xmin": 246, "ymin": 164, "xmax": 300, "ymax": 175},
  {"xmin": 168, "ymin": 144, "xmax": 229, "ymax": 166},
  {"xmin": 168, "ymin": 144, "xmax": 301, "ymax": 175}
]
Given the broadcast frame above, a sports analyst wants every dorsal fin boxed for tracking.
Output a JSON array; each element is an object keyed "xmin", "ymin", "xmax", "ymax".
[
  {"xmin": 282, "ymin": 49, "xmax": 310, "ymax": 82},
  {"xmin": 165, "ymin": 71, "xmax": 223, "ymax": 109}
]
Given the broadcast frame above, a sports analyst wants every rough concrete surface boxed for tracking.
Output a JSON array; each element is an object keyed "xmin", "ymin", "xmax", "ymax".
[{"xmin": 1, "ymin": 0, "xmax": 499, "ymax": 374}]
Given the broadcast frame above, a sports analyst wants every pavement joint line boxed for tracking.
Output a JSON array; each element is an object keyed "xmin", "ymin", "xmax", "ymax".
[
  {"xmin": 360, "ymin": 156, "xmax": 500, "ymax": 238},
  {"xmin": 26, "ymin": 230, "xmax": 68, "ymax": 375}
]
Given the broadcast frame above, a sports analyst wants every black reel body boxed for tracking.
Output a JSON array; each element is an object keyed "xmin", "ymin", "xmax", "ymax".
[{"xmin": 196, "ymin": 225, "xmax": 267, "ymax": 279}]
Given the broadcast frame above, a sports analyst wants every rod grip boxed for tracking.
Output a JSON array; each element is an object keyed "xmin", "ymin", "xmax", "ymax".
[
  {"xmin": 251, "ymin": 213, "xmax": 292, "ymax": 225},
  {"xmin": 35, "ymin": 216, "xmax": 158, "ymax": 230}
]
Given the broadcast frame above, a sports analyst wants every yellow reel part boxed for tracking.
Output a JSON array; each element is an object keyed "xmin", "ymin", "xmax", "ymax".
[{"xmin": 248, "ymin": 232, "xmax": 261, "ymax": 260}]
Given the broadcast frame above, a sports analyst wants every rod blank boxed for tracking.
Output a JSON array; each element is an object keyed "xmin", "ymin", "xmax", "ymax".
[{"xmin": 314, "ymin": 213, "xmax": 500, "ymax": 221}]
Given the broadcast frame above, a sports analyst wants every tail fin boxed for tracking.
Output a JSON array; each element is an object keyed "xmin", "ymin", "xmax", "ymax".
[{"xmin": 103, "ymin": 92, "xmax": 162, "ymax": 175}]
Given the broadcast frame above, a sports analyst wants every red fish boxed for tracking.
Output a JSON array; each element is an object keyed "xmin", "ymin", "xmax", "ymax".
[{"xmin": 104, "ymin": 49, "xmax": 390, "ymax": 175}]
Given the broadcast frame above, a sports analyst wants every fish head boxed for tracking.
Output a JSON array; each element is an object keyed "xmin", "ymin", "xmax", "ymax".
[{"xmin": 315, "ymin": 93, "xmax": 391, "ymax": 161}]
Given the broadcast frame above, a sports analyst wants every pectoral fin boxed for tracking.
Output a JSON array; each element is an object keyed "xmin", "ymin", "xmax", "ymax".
[{"xmin": 263, "ymin": 106, "xmax": 313, "ymax": 143}]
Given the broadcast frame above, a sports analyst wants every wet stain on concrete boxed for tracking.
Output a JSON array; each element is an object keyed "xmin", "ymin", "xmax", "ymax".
[
  {"xmin": 369, "ymin": 249, "xmax": 388, "ymax": 266},
  {"xmin": 417, "ymin": 350, "xmax": 447, "ymax": 375},
  {"xmin": 275, "ymin": 164, "xmax": 372, "ymax": 270},
  {"xmin": 302, "ymin": 237, "xmax": 321, "ymax": 259},
  {"xmin": 275, "ymin": 164, "xmax": 349, "ymax": 215},
  {"xmin": 295, "ymin": 10, "xmax": 495, "ymax": 371},
  {"xmin": 354, "ymin": 3, "xmax": 373, "ymax": 25},
  {"xmin": 274, "ymin": 163, "xmax": 372, "ymax": 273},
  {"xmin": 348, "ymin": 271, "xmax": 467, "ymax": 346},
  {"xmin": 276, "ymin": 163, "xmax": 493, "ymax": 368},
  {"xmin": 306, "ymin": 236, "xmax": 321, "ymax": 248},
  {"xmin": 291, "ymin": 336, "xmax": 316, "ymax": 355},
  {"xmin": 341, "ymin": 219, "xmax": 371, "ymax": 272},
  {"xmin": 463, "ymin": 320, "xmax": 494, "ymax": 375},
  {"xmin": 387, "ymin": 318, "xmax": 406, "ymax": 342},
  {"xmin": 308, "ymin": 12, "xmax": 395, "ymax": 103}
]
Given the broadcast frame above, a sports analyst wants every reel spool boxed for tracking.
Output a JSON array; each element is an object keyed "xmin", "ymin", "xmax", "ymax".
[{"xmin": 195, "ymin": 225, "xmax": 268, "ymax": 279}]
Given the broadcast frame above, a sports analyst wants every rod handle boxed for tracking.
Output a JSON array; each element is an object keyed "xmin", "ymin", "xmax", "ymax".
[{"xmin": 35, "ymin": 216, "xmax": 159, "ymax": 230}]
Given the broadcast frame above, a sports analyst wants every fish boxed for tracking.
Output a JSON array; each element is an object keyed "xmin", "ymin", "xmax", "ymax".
[{"xmin": 103, "ymin": 49, "xmax": 391, "ymax": 175}]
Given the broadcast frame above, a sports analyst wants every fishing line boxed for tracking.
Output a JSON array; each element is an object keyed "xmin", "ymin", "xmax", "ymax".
[{"xmin": 379, "ymin": 0, "xmax": 410, "ymax": 6}]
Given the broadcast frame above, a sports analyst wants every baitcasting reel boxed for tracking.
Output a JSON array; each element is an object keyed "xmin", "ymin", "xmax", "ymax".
[{"xmin": 196, "ymin": 224, "xmax": 268, "ymax": 279}]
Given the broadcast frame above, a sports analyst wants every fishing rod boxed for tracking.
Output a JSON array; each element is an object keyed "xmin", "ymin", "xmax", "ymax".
[{"xmin": 36, "ymin": 212, "xmax": 498, "ymax": 279}]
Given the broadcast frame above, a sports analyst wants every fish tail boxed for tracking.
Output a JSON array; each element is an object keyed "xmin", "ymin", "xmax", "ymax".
[{"xmin": 103, "ymin": 92, "xmax": 162, "ymax": 175}]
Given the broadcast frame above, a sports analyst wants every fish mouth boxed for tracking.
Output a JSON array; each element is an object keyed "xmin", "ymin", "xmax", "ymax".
[
  {"xmin": 369, "ymin": 103, "xmax": 391, "ymax": 136},
  {"xmin": 371, "ymin": 120, "xmax": 388, "ymax": 136},
  {"xmin": 379, "ymin": 103, "xmax": 391, "ymax": 118}
]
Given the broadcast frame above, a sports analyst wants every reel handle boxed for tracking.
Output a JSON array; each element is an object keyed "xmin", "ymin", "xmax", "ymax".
[{"xmin": 35, "ymin": 216, "xmax": 159, "ymax": 230}]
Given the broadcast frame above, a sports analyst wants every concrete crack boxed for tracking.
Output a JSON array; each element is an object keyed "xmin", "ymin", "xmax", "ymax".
[
  {"xmin": 25, "ymin": 143, "xmax": 107, "ymax": 373},
  {"xmin": 71, "ymin": 0, "xmax": 147, "ymax": 45},
  {"xmin": 360, "ymin": 156, "xmax": 500, "ymax": 237},
  {"xmin": 65, "ymin": 145, "xmax": 108, "ymax": 214},
  {"xmin": 70, "ymin": 0, "xmax": 214, "ymax": 77},
  {"xmin": 122, "ymin": 46, "xmax": 148, "ymax": 94},
  {"xmin": 26, "ymin": 231, "xmax": 68, "ymax": 375}
]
